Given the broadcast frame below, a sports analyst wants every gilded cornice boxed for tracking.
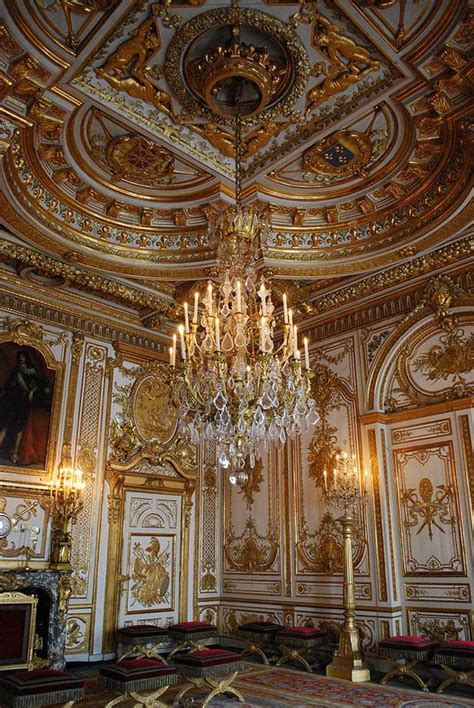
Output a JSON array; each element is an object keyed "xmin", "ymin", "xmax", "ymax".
[
  {"xmin": 0, "ymin": 240, "xmax": 172, "ymax": 318},
  {"xmin": 297, "ymin": 236, "xmax": 473, "ymax": 323}
]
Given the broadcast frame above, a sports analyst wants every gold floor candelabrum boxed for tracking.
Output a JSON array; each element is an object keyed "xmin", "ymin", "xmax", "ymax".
[
  {"xmin": 323, "ymin": 452, "xmax": 370, "ymax": 683},
  {"xmin": 45, "ymin": 444, "xmax": 85, "ymax": 569}
]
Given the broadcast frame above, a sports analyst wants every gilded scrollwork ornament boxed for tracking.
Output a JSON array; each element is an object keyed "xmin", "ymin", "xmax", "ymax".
[{"xmin": 224, "ymin": 517, "xmax": 278, "ymax": 573}]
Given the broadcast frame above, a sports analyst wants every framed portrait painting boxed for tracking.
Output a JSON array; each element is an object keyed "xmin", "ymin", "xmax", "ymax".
[{"xmin": 0, "ymin": 340, "xmax": 63, "ymax": 475}]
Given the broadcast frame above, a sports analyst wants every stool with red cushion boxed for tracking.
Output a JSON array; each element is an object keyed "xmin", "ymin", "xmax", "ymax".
[
  {"xmin": 168, "ymin": 620, "xmax": 217, "ymax": 658},
  {"xmin": 99, "ymin": 657, "xmax": 177, "ymax": 708},
  {"xmin": 174, "ymin": 648, "xmax": 245, "ymax": 708},
  {"xmin": 275, "ymin": 626, "xmax": 327, "ymax": 672},
  {"xmin": 0, "ymin": 668, "xmax": 84, "ymax": 708},
  {"xmin": 115, "ymin": 625, "xmax": 169, "ymax": 663},
  {"xmin": 379, "ymin": 635, "xmax": 440, "ymax": 692},
  {"xmin": 433, "ymin": 640, "xmax": 474, "ymax": 694},
  {"xmin": 237, "ymin": 621, "xmax": 284, "ymax": 665}
]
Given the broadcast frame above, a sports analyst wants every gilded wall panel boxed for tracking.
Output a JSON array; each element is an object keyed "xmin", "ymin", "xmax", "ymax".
[
  {"xmin": 70, "ymin": 343, "xmax": 107, "ymax": 600},
  {"xmin": 224, "ymin": 448, "xmax": 281, "ymax": 576},
  {"xmin": 393, "ymin": 442, "xmax": 465, "ymax": 576},
  {"xmin": 408, "ymin": 608, "xmax": 472, "ymax": 641},
  {"xmin": 405, "ymin": 582, "xmax": 471, "ymax": 603},
  {"xmin": 65, "ymin": 613, "xmax": 91, "ymax": 655},
  {"xmin": 223, "ymin": 579, "xmax": 282, "ymax": 595},
  {"xmin": 198, "ymin": 443, "xmax": 218, "ymax": 596}
]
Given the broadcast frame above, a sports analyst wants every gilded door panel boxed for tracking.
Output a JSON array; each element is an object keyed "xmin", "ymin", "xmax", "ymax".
[
  {"xmin": 393, "ymin": 442, "xmax": 465, "ymax": 576},
  {"xmin": 118, "ymin": 490, "xmax": 182, "ymax": 627}
]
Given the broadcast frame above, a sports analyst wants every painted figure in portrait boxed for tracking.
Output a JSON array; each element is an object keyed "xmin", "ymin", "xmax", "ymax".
[
  {"xmin": 0, "ymin": 343, "xmax": 55, "ymax": 468},
  {"xmin": 131, "ymin": 537, "xmax": 170, "ymax": 607}
]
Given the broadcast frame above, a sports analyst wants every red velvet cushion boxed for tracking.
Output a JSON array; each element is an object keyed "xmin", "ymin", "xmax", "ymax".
[
  {"xmin": 174, "ymin": 649, "xmax": 242, "ymax": 669},
  {"xmin": 117, "ymin": 625, "xmax": 168, "ymax": 637},
  {"xmin": 277, "ymin": 627, "xmax": 327, "ymax": 639},
  {"xmin": 443, "ymin": 640, "xmax": 474, "ymax": 649},
  {"xmin": 168, "ymin": 621, "xmax": 217, "ymax": 634},
  {"xmin": 101, "ymin": 659, "xmax": 176, "ymax": 682},
  {"xmin": 0, "ymin": 669, "xmax": 83, "ymax": 696},
  {"xmin": 435, "ymin": 643, "xmax": 474, "ymax": 658},
  {"xmin": 379, "ymin": 637, "xmax": 439, "ymax": 650},
  {"xmin": 0, "ymin": 606, "xmax": 30, "ymax": 663},
  {"xmin": 239, "ymin": 621, "xmax": 283, "ymax": 634}
]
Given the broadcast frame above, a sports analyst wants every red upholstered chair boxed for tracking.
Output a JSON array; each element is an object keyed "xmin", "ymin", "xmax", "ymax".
[
  {"xmin": 0, "ymin": 591, "xmax": 38, "ymax": 672},
  {"xmin": 0, "ymin": 668, "xmax": 85, "ymax": 707},
  {"xmin": 99, "ymin": 657, "xmax": 177, "ymax": 708},
  {"xmin": 237, "ymin": 621, "xmax": 284, "ymax": 665},
  {"xmin": 174, "ymin": 648, "xmax": 245, "ymax": 708},
  {"xmin": 433, "ymin": 640, "xmax": 474, "ymax": 694},
  {"xmin": 168, "ymin": 620, "xmax": 217, "ymax": 657},
  {"xmin": 115, "ymin": 624, "xmax": 169, "ymax": 663},
  {"xmin": 379, "ymin": 635, "xmax": 440, "ymax": 692},
  {"xmin": 275, "ymin": 626, "xmax": 327, "ymax": 671}
]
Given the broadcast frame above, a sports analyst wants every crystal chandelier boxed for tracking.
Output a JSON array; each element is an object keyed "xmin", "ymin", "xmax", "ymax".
[{"xmin": 169, "ymin": 29, "xmax": 318, "ymax": 484}]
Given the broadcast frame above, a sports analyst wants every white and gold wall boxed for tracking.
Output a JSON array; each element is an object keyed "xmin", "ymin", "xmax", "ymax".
[
  {"xmin": 220, "ymin": 275, "xmax": 473, "ymax": 650},
  {"xmin": 0, "ymin": 270, "xmax": 471, "ymax": 661}
]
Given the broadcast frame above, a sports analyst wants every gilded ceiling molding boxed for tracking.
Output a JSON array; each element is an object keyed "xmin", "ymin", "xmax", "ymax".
[
  {"xmin": 298, "ymin": 234, "xmax": 473, "ymax": 319},
  {"xmin": 0, "ymin": 240, "xmax": 171, "ymax": 319}
]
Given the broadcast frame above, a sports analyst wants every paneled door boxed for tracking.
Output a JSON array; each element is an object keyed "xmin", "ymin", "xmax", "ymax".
[{"xmin": 118, "ymin": 490, "xmax": 183, "ymax": 628}]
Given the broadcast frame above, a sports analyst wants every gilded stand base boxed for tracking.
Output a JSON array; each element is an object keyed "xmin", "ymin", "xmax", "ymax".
[
  {"xmin": 326, "ymin": 651, "xmax": 371, "ymax": 683},
  {"xmin": 175, "ymin": 672, "xmax": 245, "ymax": 708},
  {"xmin": 104, "ymin": 685, "xmax": 169, "ymax": 708}
]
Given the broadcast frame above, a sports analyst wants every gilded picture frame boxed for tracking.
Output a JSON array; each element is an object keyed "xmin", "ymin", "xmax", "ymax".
[{"xmin": 0, "ymin": 331, "xmax": 65, "ymax": 478}]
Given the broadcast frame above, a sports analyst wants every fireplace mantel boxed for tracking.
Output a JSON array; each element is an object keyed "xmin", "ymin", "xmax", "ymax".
[{"xmin": 0, "ymin": 568, "xmax": 71, "ymax": 669}]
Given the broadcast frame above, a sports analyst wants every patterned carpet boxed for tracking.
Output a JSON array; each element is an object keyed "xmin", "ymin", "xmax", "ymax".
[{"xmin": 57, "ymin": 663, "xmax": 474, "ymax": 708}]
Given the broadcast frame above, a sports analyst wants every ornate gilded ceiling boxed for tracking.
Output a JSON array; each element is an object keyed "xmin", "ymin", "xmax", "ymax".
[{"xmin": 0, "ymin": 0, "xmax": 472, "ymax": 299}]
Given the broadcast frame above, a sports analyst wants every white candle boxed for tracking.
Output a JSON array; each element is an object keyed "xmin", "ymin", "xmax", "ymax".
[
  {"xmin": 172, "ymin": 333, "xmax": 177, "ymax": 367},
  {"xmin": 303, "ymin": 337, "xmax": 310, "ymax": 370},
  {"xmin": 323, "ymin": 469, "xmax": 327, "ymax": 491},
  {"xmin": 260, "ymin": 317, "xmax": 266, "ymax": 352},
  {"xmin": 215, "ymin": 316, "xmax": 220, "ymax": 351},
  {"xmin": 259, "ymin": 282, "xmax": 266, "ymax": 316},
  {"xmin": 179, "ymin": 324, "xmax": 186, "ymax": 360},
  {"xmin": 193, "ymin": 291, "xmax": 199, "ymax": 323},
  {"xmin": 184, "ymin": 301, "xmax": 189, "ymax": 333},
  {"xmin": 236, "ymin": 281, "xmax": 242, "ymax": 312},
  {"xmin": 293, "ymin": 324, "xmax": 298, "ymax": 358},
  {"xmin": 207, "ymin": 282, "xmax": 213, "ymax": 316},
  {"xmin": 288, "ymin": 308, "xmax": 293, "ymax": 329},
  {"xmin": 283, "ymin": 293, "xmax": 288, "ymax": 324},
  {"xmin": 295, "ymin": 349, "xmax": 301, "ymax": 360},
  {"xmin": 169, "ymin": 346, "xmax": 173, "ymax": 366}
]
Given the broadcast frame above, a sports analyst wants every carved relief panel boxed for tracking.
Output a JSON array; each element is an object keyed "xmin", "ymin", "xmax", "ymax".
[
  {"xmin": 393, "ymin": 441, "xmax": 465, "ymax": 576},
  {"xmin": 118, "ymin": 490, "xmax": 182, "ymax": 628},
  {"xmin": 296, "ymin": 338, "xmax": 370, "ymax": 583},
  {"xmin": 223, "ymin": 447, "xmax": 281, "ymax": 581}
]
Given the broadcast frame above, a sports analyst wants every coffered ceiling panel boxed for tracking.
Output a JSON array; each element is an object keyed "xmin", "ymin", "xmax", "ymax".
[{"xmin": 0, "ymin": 0, "xmax": 471, "ymax": 295}]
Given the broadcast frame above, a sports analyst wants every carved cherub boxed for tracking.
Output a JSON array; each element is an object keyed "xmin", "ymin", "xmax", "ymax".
[{"xmin": 307, "ymin": 15, "xmax": 380, "ymax": 112}]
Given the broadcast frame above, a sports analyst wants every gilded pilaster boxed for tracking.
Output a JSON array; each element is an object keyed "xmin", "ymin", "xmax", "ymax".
[{"xmin": 368, "ymin": 428, "xmax": 388, "ymax": 602}]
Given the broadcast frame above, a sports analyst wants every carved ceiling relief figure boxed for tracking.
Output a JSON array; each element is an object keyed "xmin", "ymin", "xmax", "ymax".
[
  {"xmin": 307, "ymin": 14, "xmax": 380, "ymax": 112},
  {"xmin": 96, "ymin": 9, "xmax": 171, "ymax": 114}
]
